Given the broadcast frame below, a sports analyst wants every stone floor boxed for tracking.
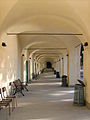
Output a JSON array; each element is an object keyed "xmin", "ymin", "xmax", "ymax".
[{"xmin": 0, "ymin": 72, "xmax": 90, "ymax": 120}]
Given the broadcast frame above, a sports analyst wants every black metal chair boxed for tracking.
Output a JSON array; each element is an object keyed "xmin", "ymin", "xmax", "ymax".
[
  {"xmin": 2, "ymin": 87, "xmax": 17, "ymax": 111},
  {"xmin": 13, "ymin": 80, "xmax": 24, "ymax": 96},
  {"xmin": 18, "ymin": 79, "xmax": 28, "ymax": 91},
  {"xmin": 0, "ymin": 88, "xmax": 11, "ymax": 119}
]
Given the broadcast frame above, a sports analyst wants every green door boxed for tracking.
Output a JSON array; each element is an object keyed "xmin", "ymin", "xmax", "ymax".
[{"xmin": 26, "ymin": 60, "xmax": 28, "ymax": 83}]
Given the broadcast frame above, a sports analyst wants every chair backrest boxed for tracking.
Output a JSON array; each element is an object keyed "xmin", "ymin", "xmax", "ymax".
[
  {"xmin": 9, "ymin": 82, "xmax": 15, "ymax": 88},
  {"xmin": 0, "ymin": 88, "xmax": 2, "ymax": 101},
  {"xmin": 2, "ymin": 87, "xmax": 6, "ymax": 92},
  {"xmin": 2, "ymin": 87, "xmax": 7, "ymax": 98},
  {"xmin": 13, "ymin": 80, "xmax": 23, "ymax": 91},
  {"xmin": 18, "ymin": 79, "xmax": 22, "ymax": 84},
  {"xmin": 18, "ymin": 79, "xmax": 27, "ymax": 85},
  {"xmin": 9, "ymin": 82, "xmax": 12, "ymax": 86},
  {"xmin": 13, "ymin": 80, "xmax": 21, "ymax": 86},
  {"xmin": 0, "ymin": 88, "xmax": 1, "ymax": 94}
]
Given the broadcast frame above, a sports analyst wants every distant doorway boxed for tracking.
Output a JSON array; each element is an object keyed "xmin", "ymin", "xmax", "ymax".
[{"xmin": 46, "ymin": 62, "xmax": 52, "ymax": 68}]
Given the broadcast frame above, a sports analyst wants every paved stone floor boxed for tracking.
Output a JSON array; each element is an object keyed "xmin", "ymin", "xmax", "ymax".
[{"xmin": 0, "ymin": 72, "xmax": 90, "ymax": 120}]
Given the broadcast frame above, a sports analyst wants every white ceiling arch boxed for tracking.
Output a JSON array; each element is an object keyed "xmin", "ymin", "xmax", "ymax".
[
  {"xmin": 0, "ymin": 0, "xmax": 88, "ymax": 64},
  {"xmin": 0, "ymin": 0, "xmax": 88, "ymax": 42}
]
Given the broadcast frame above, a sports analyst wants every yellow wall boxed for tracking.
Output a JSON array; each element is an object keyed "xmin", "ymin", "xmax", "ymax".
[{"xmin": 0, "ymin": 33, "xmax": 18, "ymax": 91}]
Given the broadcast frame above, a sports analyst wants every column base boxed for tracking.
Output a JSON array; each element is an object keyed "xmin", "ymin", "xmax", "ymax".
[
  {"xmin": 54, "ymin": 70, "xmax": 56, "ymax": 74},
  {"xmin": 86, "ymin": 102, "xmax": 90, "ymax": 109},
  {"xmin": 56, "ymin": 72, "xmax": 60, "ymax": 78}
]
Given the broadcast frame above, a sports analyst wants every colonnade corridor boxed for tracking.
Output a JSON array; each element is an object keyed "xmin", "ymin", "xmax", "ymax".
[{"xmin": 1, "ymin": 72, "xmax": 90, "ymax": 120}]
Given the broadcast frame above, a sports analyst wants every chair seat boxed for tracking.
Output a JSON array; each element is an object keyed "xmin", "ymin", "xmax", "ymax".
[
  {"xmin": 0, "ymin": 106, "xmax": 3, "ymax": 110},
  {"xmin": 6, "ymin": 96, "xmax": 16, "ymax": 98},
  {"xmin": 0, "ymin": 102, "xmax": 10, "ymax": 106},
  {"xmin": 2, "ymin": 98, "xmax": 12, "ymax": 102}
]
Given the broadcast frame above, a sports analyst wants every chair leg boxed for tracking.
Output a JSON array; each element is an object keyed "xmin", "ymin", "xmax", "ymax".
[
  {"xmin": 12, "ymin": 100, "xmax": 14, "ymax": 112},
  {"xmin": 13, "ymin": 89, "xmax": 18, "ymax": 95},
  {"xmin": 13, "ymin": 97, "xmax": 17, "ymax": 109},
  {"xmin": 16, "ymin": 96, "xmax": 17, "ymax": 107},
  {"xmin": 5, "ymin": 107, "xmax": 8, "ymax": 120},
  {"xmin": 21, "ymin": 91, "xmax": 24, "ymax": 96},
  {"xmin": 9, "ymin": 104, "xmax": 11, "ymax": 116},
  {"xmin": 25, "ymin": 87, "xmax": 28, "ymax": 91}
]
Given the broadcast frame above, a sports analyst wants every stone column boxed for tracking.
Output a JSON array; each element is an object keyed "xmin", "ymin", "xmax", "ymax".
[
  {"xmin": 25, "ymin": 50, "xmax": 29, "ymax": 83},
  {"xmin": 67, "ymin": 52, "xmax": 69, "ymax": 85},
  {"xmin": 64, "ymin": 53, "xmax": 67, "ymax": 76},
  {"xmin": 62, "ymin": 57, "xmax": 64, "ymax": 75},
  {"xmin": 83, "ymin": 45, "xmax": 90, "ymax": 107},
  {"xmin": 69, "ymin": 48, "xmax": 77, "ymax": 86}
]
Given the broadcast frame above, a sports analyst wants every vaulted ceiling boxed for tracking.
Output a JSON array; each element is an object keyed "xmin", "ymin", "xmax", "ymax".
[{"xmin": 0, "ymin": 0, "xmax": 89, "ymax": 63}]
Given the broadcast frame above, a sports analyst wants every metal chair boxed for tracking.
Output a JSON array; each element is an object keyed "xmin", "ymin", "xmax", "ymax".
[
  {"xmin": 0, "ymin": 88, "xmax": 11, "ymax": 120},
  {"xmin": 2, "ymin": 87, "xmax": 17, "ymax": 111},
  {"xmin": 13, "ymin": 80, "xmax": 24, "ymax": 96}
]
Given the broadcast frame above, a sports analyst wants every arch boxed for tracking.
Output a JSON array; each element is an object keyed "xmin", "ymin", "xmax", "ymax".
[{"xmin": 0, "ymin": 0, "xmax": 88, "ymax": 43}]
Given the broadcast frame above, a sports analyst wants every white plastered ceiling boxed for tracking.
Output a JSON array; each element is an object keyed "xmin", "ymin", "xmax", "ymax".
[{"xmin": 0, "ymin": 0, "xmax": 89, "ymax": 62}]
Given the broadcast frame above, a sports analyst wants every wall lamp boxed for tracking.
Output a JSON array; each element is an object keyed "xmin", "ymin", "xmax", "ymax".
[
  {"xmin": 22, "ymin": 54, "xmax": 24, "ymax": 56},
  {"xmin": 2, "ymin": 42, "xmax": 7, "ymax": 47},
  {"xmin": 66, "ymin": 54, "xmax": 69, "ymax": 56},
  {"xmin": 84, "ymin": 42, "xmax": 88, "ymax": 47}
]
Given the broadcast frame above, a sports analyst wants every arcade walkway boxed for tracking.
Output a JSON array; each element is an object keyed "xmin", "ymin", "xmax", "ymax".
[{"xmin": 1, "ymin": 72, "xmax": 90, "ymax": 120}]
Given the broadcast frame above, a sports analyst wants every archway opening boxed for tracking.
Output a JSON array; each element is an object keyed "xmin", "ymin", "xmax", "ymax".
[{"xmin": 46, "ymin": 62, "xmax": 52, "ymax": 69}]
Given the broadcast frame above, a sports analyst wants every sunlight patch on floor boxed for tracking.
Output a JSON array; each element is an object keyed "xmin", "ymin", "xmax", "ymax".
[
  {"xmin": 43, "ymin": 75, "xmax": 55, "ymax": 78},
  {"xmin": 31, "ymin": 82, "xmax": 62, "ymax": 86},
  {"xmin": 50, "ymin": 98, "xmax": 73, "ymax": 103},
  {"xmin": 29, "ymin": 118, "xmax": 52, "ymax": 120},
  {"xmin": 60, "ymin": 90, "xmax": 74, "ymax": 94},
  {"xmin": 49, "ymin": 93, "xmax": 67, "ymax": 96},
  {"xmin": 18, "ymin": 102, "xmax": 34, "ymax": 107},
  {"xmin": 49, "ymin": 90, "xmax": 74, "ymax": 96},
  {"xmin": 60, "ymin": 99, "xmax": 73, "ymax": 102}
]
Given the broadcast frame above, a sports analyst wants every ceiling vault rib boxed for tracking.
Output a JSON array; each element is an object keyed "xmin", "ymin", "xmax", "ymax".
[
  {"xmin": 25, "ymin": 48, "xmax": 67, "ymax": 50},
  {"xmin": 7, "ymin": 32, "xmax": 83, "ymax": 36}
]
